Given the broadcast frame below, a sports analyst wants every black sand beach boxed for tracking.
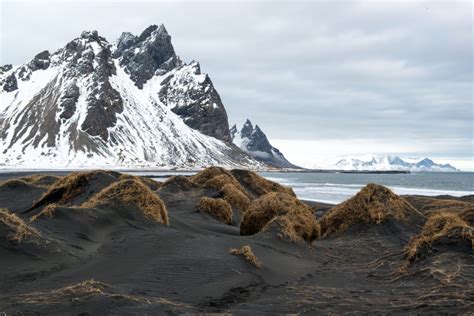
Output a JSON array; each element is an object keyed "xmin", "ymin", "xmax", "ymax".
[{"xmin": 0, "ymin": 168, "xmax": 472, "ymax": 314}]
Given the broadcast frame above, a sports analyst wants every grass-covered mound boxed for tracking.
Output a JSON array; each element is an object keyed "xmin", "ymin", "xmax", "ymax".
[
  {"xmin": 19, "ymin": 175, "xmax": 61, "ymax": 188},
  {"xmin": 120, "ymin": 174, "xmax": 162, "ymax": 191},
  {"xmin": 197, "ymin": 197, "xmax": 233, "ymax": 225},
  {"xmin": 229, "ymin": 245, "xmax": 262, "ymax": 268},
  {"xmin": 189, "ymin": 167, "xmax": 294, "ymax": 212},
  {"xmin": 220, "ymin": 183, "xmax": 251, "ymax": 212},
  {"xmin": 461, "ymin": 208, "xmax": 474, "ymax": 226},
  {"xmin": 403, "ymin": 195, "xmax": 473, "ymax": 215},
  {"xmin": 320, "ymin": 183, "xmax": 421, "ymax": 236},
  {"xmin": 160, "ymin": 175, "xmax": 198, "ymax": 192},
  {"xmin": 0, "ymin": 179, "xmax": 32, "ymax": 191},
  {"xmin": 30, "ymin": 204, "xmax": 59, "ymax": 222},
  {"xmin": 240, "ymin": 192, "xmax": 319, "ymax": 243},
  {"xmin": 28, "ymin": 170, "xmax": 121, "ymax": 211},
  {"xmin": 405, "ymin": 212, "xmax": 473, "ymax": 261},
  {"xmin": 190, "ymin": 167, "xmax": 234, "ymax": 186},
  {"xmin": 0, "ymin": 208, "xmax": 41, "ymax": 243},
  {"xmin": 230, "ymin": 169, "xmax": 295, "ymax": 197},
  {"xmin": 82, "ymin": 179, "xmax": 169, "ymax": 225}
]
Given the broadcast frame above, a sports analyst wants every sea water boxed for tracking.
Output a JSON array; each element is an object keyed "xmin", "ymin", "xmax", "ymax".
[{"xmin": 261, "ymin": 172, "xmax": 474, "ymax": 204}]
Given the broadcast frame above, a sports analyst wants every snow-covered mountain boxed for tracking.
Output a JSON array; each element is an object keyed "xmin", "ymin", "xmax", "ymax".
[
  {"xmin": 335, "ymin": 155, "xmax": 459, "ymax": 172},
  {"xmin": 230, "ymin": 119, "xmax": 298, "ymax": 168},
  {"xmin": 0, "ymin": 25, "xmax": 261, "ymax": 169}
]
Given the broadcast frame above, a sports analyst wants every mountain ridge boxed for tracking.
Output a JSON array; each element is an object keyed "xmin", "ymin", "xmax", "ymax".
[
  {"xmin": 335, "ymin": 155, "xmax": 459, "ymax": 172},
  {"xmin": 0, "ymin": 25, "xmax": 264, "ymax": 169}
]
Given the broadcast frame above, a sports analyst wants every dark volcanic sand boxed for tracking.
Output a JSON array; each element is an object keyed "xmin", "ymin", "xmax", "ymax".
[{"xmin": 0, "ymin": 170, "xmax": 472, "ymax": 315}]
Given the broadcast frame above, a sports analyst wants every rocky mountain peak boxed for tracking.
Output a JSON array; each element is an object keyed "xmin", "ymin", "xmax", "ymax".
[
  {"xmin": 231, "ymin": 120, "xmax": 298, "ymax": 169},
  {"xmin": 80, "ymin": 30, "xmax": 100, "ymax": 41},
  {"xmin": 114, "ymin": 24, "xmax": 177, "ymax": 88},
  {"xmin": 241, "ymin": 119, "xmax": 254, "ymax": 138}
]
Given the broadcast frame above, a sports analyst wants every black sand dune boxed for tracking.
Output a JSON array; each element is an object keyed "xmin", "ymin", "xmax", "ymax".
[{"xmin": 0, "ymin": 168, "xmax": 472, "ymax": 314}]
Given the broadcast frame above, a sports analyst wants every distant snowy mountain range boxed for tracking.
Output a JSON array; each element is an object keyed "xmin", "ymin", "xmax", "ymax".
[{"xmin": 334, "ymin": 155, "xmax": 459, "ymax": 172}]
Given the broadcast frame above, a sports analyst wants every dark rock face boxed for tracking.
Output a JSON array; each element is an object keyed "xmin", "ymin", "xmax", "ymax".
[
  {"xmin": 159, "ymin": 62, "xmax": 231, "ymax": 142},
  {"xmin": 59, "ymin": 30, "xmax": 123, "ymax": 141},
  {"xmin": 58, "ymin": 81, "xmax": 79, "ymax": 120},
  {"xmin": 231, "ymin": 119, "xmax": 299, "ymax": 169},
  {"xmin": 2, "ymin": 73, "xmax": 17, "ymax": 92},
  {"xmin": 0, "ymin": 64, "xmax": 13, "ymax": 75},
  {"xmin": 29, "ymin": 51, "xmax": 51, "ymax": 71},
  {"xmin": 114, "ymin": 24, "xmax": 178, "ymax": 89},
  {"xmin": 240, "ymin": 120, "xmax": 273, "ymax": 153}
]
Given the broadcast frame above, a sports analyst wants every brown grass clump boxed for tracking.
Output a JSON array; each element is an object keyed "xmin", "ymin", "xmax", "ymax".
[
  {"xmin": 403, "ymin": 195, "xmax": 473, "ymax": 215},
  {"xmin": 221, "ymin": 183, "xmax": 251, "ymax": 211},
  {"xmin": 200, "ymin": 172, "xmax": 251, "ymax": 211},
  {"xmin": 204, "ymin": 173, "xmax": 247, "ymax": 194},
  {"xmin": 229, "ymin": 245, "xmax": 262, "ymax": 268},
  {"xmin": 319, "ymin": 183, "xmax": 421, "ymax": 236},
  {"xmin": 405, "ymin": 212, "xmax": 473, "ymax": 261},
  {"xmin": 82, "ymin": 179, "xmax": 169, "ymax": 225},
  {"xmin": 240, "ymin": 192, "xmax": 320, "ymax": 243},
  {"xmin": 230, "ymin": 169, "xmax": 295, "ymax": 197},
  {"xmin": 28, "ymin": 170, "xmax": 118, "ymax": 210},
  {"xmin": 120, "ymin": 174, "xmax": 161, "ymax": 191},
  {"xmin": 190, "ymin": 167, "xmax": 234, "ymax": 186},
  {"xmin": 197, "ymin": 197, "xmax": 233, "ymax": 225},
  {"xmin": 160, "ymin": 175, "xmax": 197, "ymax": 191},
  {"xmin": 460, "ymin": 208, "xmax": 474, "ymax": 225},
  {"xmin": 30, "ymin": 204, "xmax": 58, "ymax": 222},
  {"xmin": 0, "ymin": 208, "xmax": 41, "ymax": 242}
]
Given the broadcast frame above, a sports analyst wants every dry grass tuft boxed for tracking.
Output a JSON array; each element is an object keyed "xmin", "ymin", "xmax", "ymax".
[
  {"xmin": 229, "ymin": 245, "xmax": 262, "ymax": 268},
  {"xmin": 404, "ymin": 195, "xmax": 473, "ymax": 215},
  {"xmin": 82, "ymin": 179, "xmax": 169, "ymax": 225},
  {"xmin": 240, "ymin": 192, "xmax": 320, "ymax": 243},
  {"xmin": 190, "ymin": 167, "xmax": 233, "ymax": 186},
  {"xmin": 11, "ymin": 279, "xmax": 191, "ymax": 308},
  {"xmin": 30, "ymin": 204, "xmax": 58, "ymax": 222},
  {"xmin": 161, "ymin": 175, "xmax": 197, "ymax": 191},
  {"xmin": 28, "ymin": 170, "xmax": 117, "ymax": 210},
  {"xmin": 201, "ymin": 172, "xmax": 251, "ymax": 211},
  {"xmin": 0, "ymin": 208, "xmax": 41, "ymax": 242},
  {"xmin": 230, "ymin": 169, "xmax": 295, "ymax": 197},
  {"xmin": 221, "ymin": 183, "xmax": 251, "ymax": 211},
  {"xmin": 460, "ymin": 208, "xmax": 474, "ymax": 225},
  {"xmin": 197, "ymin": 197, "xmax": 233, "ymax": 225},
  {"xmin": 319, "ymin": 183, "xmax": 420, "ymax": 236},
  {"xmin": 120, "ymin": 174, "xmax": 161, "ymax": 191},
  {"xmin": 405, "ymin": 212, "xmax": 473, "ymax": 261},
  {"xmin": 204, "ymin": 173, "xmax": 247, "ymax": 193}
]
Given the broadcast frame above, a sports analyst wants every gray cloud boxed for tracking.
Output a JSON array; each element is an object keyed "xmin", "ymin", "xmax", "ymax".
[{"xmin": 1, "ymin": 0, "xmax": 472, "ymax": 159}]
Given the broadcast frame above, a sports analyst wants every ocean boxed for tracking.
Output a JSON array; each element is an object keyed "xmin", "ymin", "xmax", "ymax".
[{"xmin": 261, "ymin": 171, "xmax": 474, "ymax": 204}]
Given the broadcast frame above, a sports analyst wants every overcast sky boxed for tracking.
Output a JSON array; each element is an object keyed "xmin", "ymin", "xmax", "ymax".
[{"xmin": 1, "ymin": 0, "xmax": 472, "ymax": 169}]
